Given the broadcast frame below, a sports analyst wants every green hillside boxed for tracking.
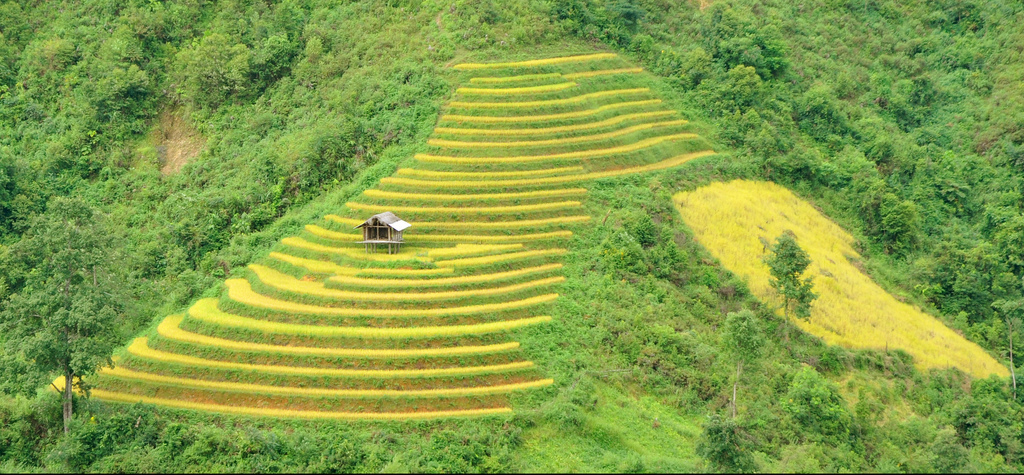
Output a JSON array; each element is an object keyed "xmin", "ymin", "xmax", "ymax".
[{"xmin": 2, "ymin": 0, "xmax": 1024, "ymax": 472}]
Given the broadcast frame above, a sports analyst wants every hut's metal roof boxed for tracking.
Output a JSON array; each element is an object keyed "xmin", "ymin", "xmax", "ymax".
[{"xmin": 355, "ymin": 212, "xmax": 411, "ymax": 231}]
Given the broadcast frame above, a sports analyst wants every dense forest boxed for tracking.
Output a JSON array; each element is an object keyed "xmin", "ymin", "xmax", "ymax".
[{"xmin": 2, "ymin": 0, "xmax": 1024, "ymax": 472}]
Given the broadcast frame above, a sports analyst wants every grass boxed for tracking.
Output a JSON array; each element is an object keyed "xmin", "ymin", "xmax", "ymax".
[
  {"xmin": 673, "ymin": 179, "xmax": 1008, "ymax": 378},
  {"xmin": 327, "ymin": 264, "xmax": 563, "ymax": 288}
]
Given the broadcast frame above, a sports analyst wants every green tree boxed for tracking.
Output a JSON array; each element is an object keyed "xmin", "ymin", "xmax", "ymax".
[
  {"xmin": 697, "ymin": 413, "xmax": 755, "ymax": 473},
  {"xmin": 722, "ymin": 310, "xmax": 765, "ymax": 418},
  {"xmin": 782, "ymin": 366, "xmax": 856, "ymax": 445},
  {"xmin": 764, "ymin": 232, "xmax": 817, "ymax": 320},
  {"xmin": 0, "ymin": 198, "xmax": 120, "ymax": 433}
]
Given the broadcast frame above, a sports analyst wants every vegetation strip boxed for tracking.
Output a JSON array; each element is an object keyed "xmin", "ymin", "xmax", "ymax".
[
  {"xmin": 427, "ymin": 119, "xmax": 690, "ymax": 148},
  {"xmin": 468, "ymin": 72, "xmax": 562, "ymax": 84},
  {"xmin": 126, "ymin": 338, "xmax": 535, "ymax": 377},
  {"xmin": 452, "ymin": 53, "xmax": 616, "ymax": 70},
  {"xmin": 394, "ymin": 165, "xmax": 583, "ymax": 178},
  {"xmin": 362, "ymin": 188, "xmax": 587, "ymax": 200},
  {"xmin": 89, "ymin": 389, "xmax": 514, "ymax": 420},
  {"xmin": 434, "ymin": 249, "xmax": 567, "ymax": 267},
  {"xmin": 440, "ymin": 99, "xmax": 662, "ymax": 123},
  {"xmin": 345, "ymin": 200, "xmax": 583, "ymax": 214},
  {"xmin": 562, "ymin": 67, "xmax": 643, "ymax": 79},
  {"xmin": 433, "ymin": 111, "xmax": 675, "ymax": 136},
  {"xmin": 281, "ymin": 236, "xmax": 429, "ymax": 261},
  {"xmin": 456, "ymin": 82, "xmax": 576, "ymax": 95},
  {"xmin": 268, "ymin": 252, "xmax": 453, "ymax": 276},
  {"xmin": 327, "ymin": 263, "xmax": 564, "ymax": 287},
  {"xmin": 157, "ymin": 314, "xmax": 520, "ymax": 357},
  {"xmin": 101, "ymin": 367, "xmax": 555, "ymax": 398},
  {"xmin": 326, "ymin": 214, "xmax": 590, "ymax": 230},
  {"xmin": 188, "ymin": 298, "xmax": 554, "ymax": 337},
  {"xmin": 385, "ymin": 150, "xmax": 716, "ymax": 188},
  {"xmin": 248, "ymin": 264, "xmax": 566, "ymax": 301},
  {"xmin": 225, "ymin": 279, "xmax": 559, "ymax": 316},
  {"xmin": 415, "ymin": 133, "xmax": 698, "ymax": 164},
  {"xmin": 305, "ymin": 225, "xmax": 573, "ymax": 244},
  {"xmin": 448, "ymin": 88, "xmax": 650, "ymax": 109}
]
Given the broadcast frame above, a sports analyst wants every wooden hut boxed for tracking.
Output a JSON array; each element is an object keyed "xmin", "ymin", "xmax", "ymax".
[{"xmin": 355, "ymin": 211, "xmax": 411, "ymax": 254}]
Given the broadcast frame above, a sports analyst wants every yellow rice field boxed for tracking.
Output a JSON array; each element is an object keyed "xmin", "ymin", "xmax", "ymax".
[
  {"xmin": 452, "ymin": 52, "xmax": 616, "ymax": 70},
  {"xmin": 440, "ymin": 99, "xmax": 662, "ymax": 123},
  {"xmin": 394, "ymin": 165, "xmax": 584, "ymax": 178},
  {"xmin": 345, "ymin": 201, "xmax": 583, "ymax": 214},
  {"xmin": 427, "ymin": 119, "xmax": 689, "ymax": 148},
  {"xmin": 328, "ymin": 263, "xmax": 563, "ymax": 288},
  {"xmin": 415, "ymin": 133, "xmax": 697, "ymax": 164},
  {"xmin": 468, "ymin": 72, "xmax": 562, "ymax": 84},
  {"xmin": 673, "ymin": 180, "xmax": 1007, "ymax": 378},
  {"xmin": 433, "ymin": 111, "xmax": 677, "ymax": 136},
  {"xmin": 248, "ymin": 264, "xmax": 566, "ymax": 301},
  {"xmin": 362, "ymin": 188, "xmax": 588, "ymax": 201},
  {"xmin": 225, "ymin": 278, "xmax": 559, "ymax": 317},
  {"xmin": 101, "ymin": 366, "xmax": 554, "ymax": 398},
  {"xmin": 157, "ymin": 314, "xmax": 520, "ymax": 357},
  {"xmin": 188, "ymin": 298, "xmax": 554, "ymax": 338},
  {"xmin": 455, "ymin": 82, "xmax": 577, "ymax": 95},
  {"xmin": 448, "ymin": 88, "xmax": 650, "ymax": 109},
  {"xmin": 562, "ymin": 67, "xmax": 643, "ymax": 79}
]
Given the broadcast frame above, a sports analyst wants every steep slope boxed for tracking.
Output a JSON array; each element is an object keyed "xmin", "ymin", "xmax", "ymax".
[{"xmin": 72, "ymin": 52, "xmax": 715, "ymax": 419}]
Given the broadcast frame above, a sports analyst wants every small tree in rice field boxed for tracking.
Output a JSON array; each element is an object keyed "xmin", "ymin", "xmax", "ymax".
[{"xmin": 764, "ymin": 232, "xmax": 817, "ymax": 321}]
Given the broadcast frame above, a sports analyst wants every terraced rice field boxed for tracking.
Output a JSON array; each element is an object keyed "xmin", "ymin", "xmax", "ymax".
[
  {"xmin": 674, "ymin": 180, "xmax": 1008, "ymax": 379},
  {"xmin": 84, "ymin": 52, "xmax": 716, "ymax": 419}
]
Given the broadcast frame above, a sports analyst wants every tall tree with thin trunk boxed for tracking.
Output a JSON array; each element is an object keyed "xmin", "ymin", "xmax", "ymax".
[
  {"xmin": 722, "ymin": 309, "xmax": 765, "ymax": 418},
  {"xmin": 0, "ymin": 197, "xmax": 119, "ymax": 433},
  {"xmin": 764, "ymin": 232, "xmax": 817, "ymax": 321}
]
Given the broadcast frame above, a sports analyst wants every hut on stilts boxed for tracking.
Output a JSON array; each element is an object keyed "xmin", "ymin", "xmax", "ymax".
[{"xmin": 355, "ymin": 212, "xmax": 411, "ymax": 254}]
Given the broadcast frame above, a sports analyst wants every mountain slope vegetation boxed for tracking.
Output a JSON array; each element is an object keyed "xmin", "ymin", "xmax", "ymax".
[{"xmin": 1, "ymin": 0, "xmax": 1024, "ymax": 472}]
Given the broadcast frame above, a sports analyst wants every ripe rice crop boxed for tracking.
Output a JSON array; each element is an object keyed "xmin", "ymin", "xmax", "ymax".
[
  {"xmin": 89, "ymin": 388, "xmax": 514, "ymax": 419},
  {"xmin": 440, "ymin": 99, "xmax": 661, "ymax": 124},
  {"xmin": 127, "ymin": 337, "xmax": 535, "ymax": 377},
  {"xmin": 448, "ymin": 88, "xmax": 649, "ymax": 109},
  {"xmin": 415, "ymin": 133, "xmax": 698, "ymax": 164},
  {"xmin": 424, "ymin": 244, "xmax": 523, "ymax": 258},
  {"xmin": 404, "ymin": 231, "xmax": 573, "ymax": 243},
  {"xmin": 468, "ymin": 72, "xmax": 562, "ymax": 84},
  {"xmin": 456, "ymin": 82, "xmax": 576, "ymax": 95},
  {"xmin": 282, "ymin": 236, "xmax": 428, "ymax": 262},
  {"xmin": 434, "ymin": 248, "xmax": 568, "ymax": 267},
  {"xmin": 562, "ymin": 67, "xmax": 643, "ymax": 80},
  {"xmin": 358, "ymin": 267, "xmax": 455, "ymax": 276},
  {"xmin": 101, "ymin": 366, "xmax": 554, "ymax": 398},
  {"xmin": 674, "ymin": 180, "xmax": 1008, "ymax": 378},
  {"xmin": 225, "ymin": 278, "xmax": 559, "ymax": 317},
  {"xmin": 248, "ymin": 263, "xmax": 566, "ymax": 301},
  {"xmin": 394, "ymin": 165, "xmax": 583, "ymax": 178},
  {"xmin": 433, "ymin": 111, "xmax": 675, "ymax": 136},
  {"xmin": 346, "ymin": 200, "xmax": 582, "ymax": 214},
  {"xmin": 394, "ymin": 216, "xmax": 591, "ymax": 230},
  {"xmin": 362, "ymin": 188, "xmax": 587, "ymax": 201},
  {"xmin": 384, "ymin": 150, "xmax": 716, "ymax": 188},
  {"xmin": 328, "ymin": 263, "xmax": 563, "ymax": 288},
  {"xmin": 157, "ymin": 314, "xmax": 520, "ymax": 357},
  {"xmin": 452, "ymin": 53, "xmax": 616, "ymax": 70},
  {"xmin": 427, "ymin": 119, "xmax": 689, "ymax": 148},
  {"xmin": 267, "ymin": 252, "xmax": 359, "ymax": 275},
  {"xmin": 189, "ymin": 297, "xmax": 554, "ymax": 338}
]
